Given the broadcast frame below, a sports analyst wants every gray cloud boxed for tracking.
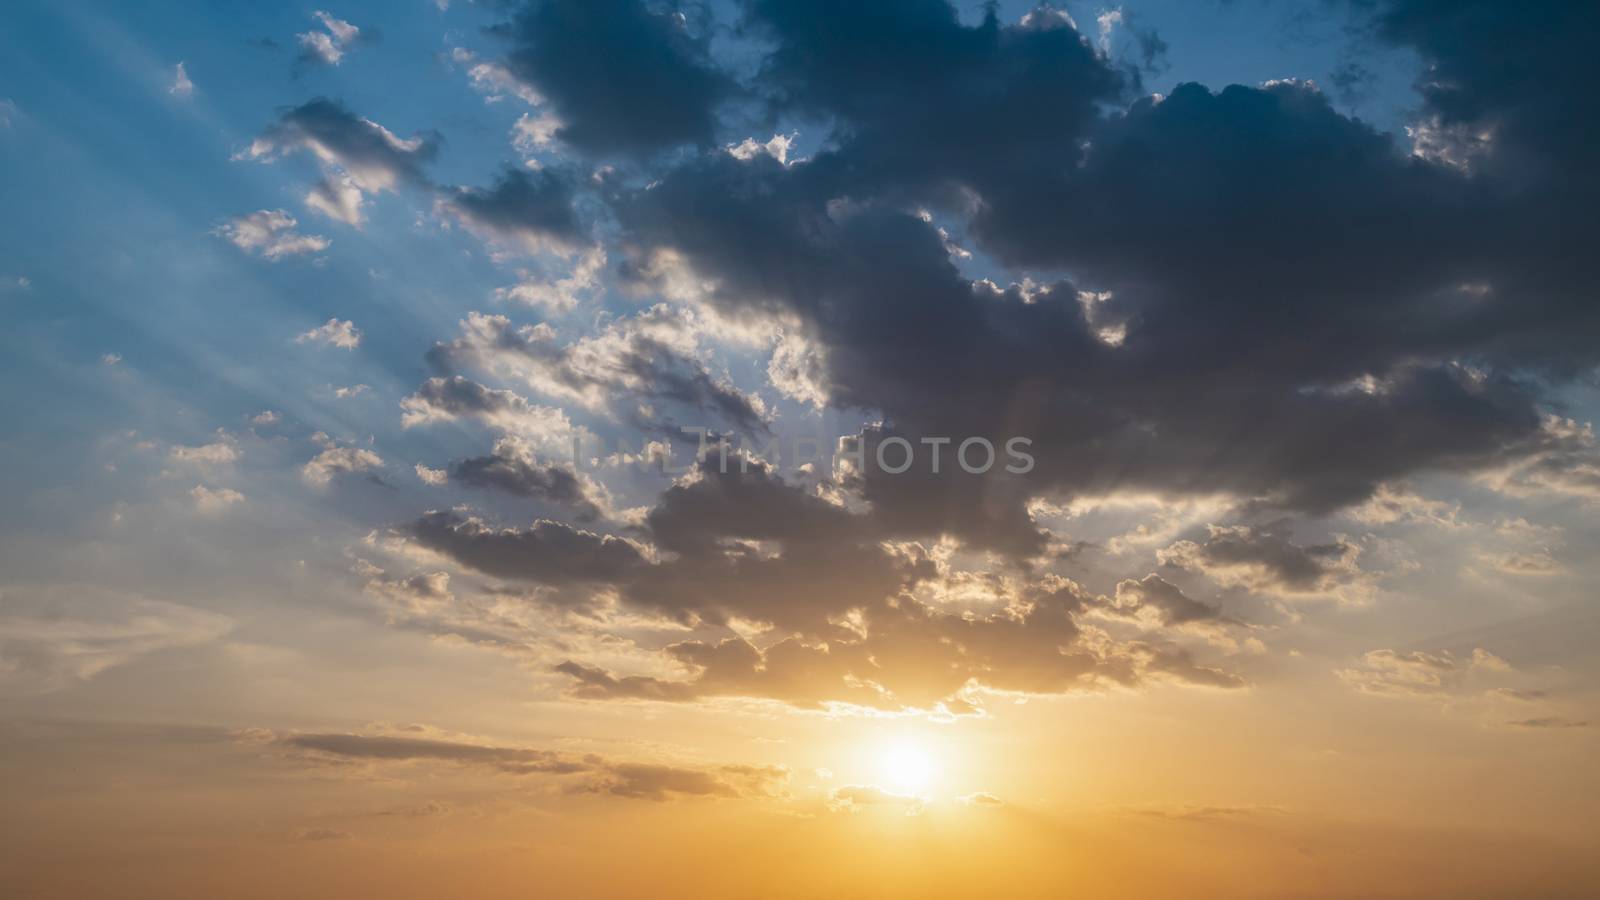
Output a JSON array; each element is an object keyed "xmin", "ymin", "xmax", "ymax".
[
  {"xmin": 270, "ymin": 729, "xmax": 788, "ymax": 800},
  {"xmin": 451, "ymin": 437, "xmax": 606, "ymax": 521},
  {"xmin": 397, "ymin": 456, "xmax": 1246, "ymax": 710},
  {"xmin": 1158, "ymin": 525, "xmax": 1362, "ymax": 598},
  {"xmin": 247, "ymin": 98, "xmax": 437, "ymax": 196},
  {"xmin": 403, "ymin": 510, "xmax": 646, "ymax": 586},
  {"xmin": 1109, "ymin": 575, "xmax": 1223, "ymax": 627}
]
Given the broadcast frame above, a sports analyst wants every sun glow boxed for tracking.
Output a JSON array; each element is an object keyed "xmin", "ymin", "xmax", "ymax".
[{"xmin": 876, "ymin": 738, "xmax": 938, "ymax": 795}]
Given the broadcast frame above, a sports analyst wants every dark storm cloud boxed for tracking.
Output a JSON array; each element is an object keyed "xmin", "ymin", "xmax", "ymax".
[
  {"xmin": 839, "ymin": 424, "xmax": 1050, "ymax": 558},
  {"xmin": 1363, "ymin": 0, "xmax": 1600, "ymax": 179},
  {"xmin": 617, "ymin": 148, "xmax": 1546, "ymax": 526},
  {"xmin": 403, "ymin": 510, "xmax": 646, "ymax": 584},
  {"xmin": 598, "ymin": 0, "xmax": 1600, "ymax": 540},
  {"xmin": 387, "ymin": 0, "xmax": 1599, "ymax": 710},
  {"xmin": 740, "ymin": 0, "xmax": 1126, "ymax": 197},
  {"xmin": 438, "ymin": 166, "xmax": 588, "ymax": 253},
  {"xmin": 494, "ymin": 0, "xmax": 734, "ymax": 157}
]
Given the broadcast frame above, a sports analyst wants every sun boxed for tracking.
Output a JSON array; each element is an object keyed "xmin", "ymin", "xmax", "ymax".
[{"xmin": 876, "ymin": 737, "xmax": 938, "ymax": 795}]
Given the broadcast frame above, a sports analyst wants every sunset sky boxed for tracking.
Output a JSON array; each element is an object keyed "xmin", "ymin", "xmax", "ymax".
[{"xmin": 2, "ymin": 1, "xmax": 1598, "ymax": 897}]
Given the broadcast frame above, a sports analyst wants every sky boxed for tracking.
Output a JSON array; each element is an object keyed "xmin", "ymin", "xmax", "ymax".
[{"xmin": 1, "ymin": 1, "xmax": 1598, "ymax": 897}]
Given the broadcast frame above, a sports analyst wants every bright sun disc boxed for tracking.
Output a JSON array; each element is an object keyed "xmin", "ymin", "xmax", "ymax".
[{"xmin": 878, "ymin": 739, "xmax": 936, "ymax": 794}]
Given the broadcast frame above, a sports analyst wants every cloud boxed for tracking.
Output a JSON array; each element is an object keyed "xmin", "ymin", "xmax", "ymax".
[
  {"xmin": 305, "ymin": 174, "xmax": 366, "ymax": 226},
  {"xmin": 1159, "ymin": 525, "xmax": 1363, "ymax": 600},
  {"xmin": 400, "ymin": 375, "xmax": 577, "ymax": 449},
  {"xmin": 1337, "ymin": 647, "xmax": 1511, "ymax": 699},
  {"xmin": 493, "ymin": 0, "xmax": 734, "ymax": 156},
  {"xmin": 1367, "ymin": 0, "xmax": 1597, "ymax": 178},
  {"xmin": 1507, "ymin": 717, "xmax": 1589, "ymax": 730},
  {"xmin": 355, "ymin": 561, "xmax": 454, "ymax": 623},
  {"xmin": 214, "ymin": 210, "xmax": 329, "ymax": 260},
  {"xmin": 450, "ymin": 436, "xmax": 607, "ymax": 520},
  {"xmin": 168, "ymin": 62, "xmax": 194, "ymax": 99},
  {"xmin": 428, "ymin": 306, "xmax": 768, "ymax": 437},
  {"xmin": 437, "ymin": 166, "xmax": 587, "ymax": 254},
  {"xmin": 726, "ymin": 134, "xmax": 796, "ymax": 165},
  {"xmin": 0, "ymin": 586, "xmax": 231, "ymax": 693},
  {"xmin": 169, "ymin": 433, "xmax": 241, "ymax": 467},
  {"xmin": 402, "ymin": 510, "xmax": 646, "ymax": 586},
  {"xmin": 605, "ymin": 0, "xmax": 1600, "ymax": 542},
  {"xmin": 742, "ymin": 0, "xmax": 1124, "ymax": 193},
  {"xmin": 243, "ymin": 98, "xmax": 437, "ymax": 226},
  {"xmin": 450, "ymin": 47, "xmax": 542, "ymax": 106},
  {"xmin": 414, "ymin": 464, "xmax": 448, "ymax": 486},
  {"xmin": 1478, "ymin": 417, "xmax": 1600, "ymax": 500},
  {"xmin": 296, "ymin": 318, "xmax": 361, "ymax": 350},
  {"xmin": 1346, "ymin": 484, "xmax": 1461, "ymax": 528},
  {"xmin": 395, "ymin": 454, "xmax": 1244, "ymax": 711},
  {"xmin": 1108, "ymin": 575, "xmax": 1223, "ymax": 627},
  {"xmin": 956, "ymin": 791, "xmax": 1004, "ymax": 807},
  {"xmin": 159, "ymin": 0, "xmax": 1600, "ymax": 734},
  {"xmin": 495, "ymin": 248, "xmax": 605, "ymax": 313},
  {"xmin": 827, "ymin": 784, "xmax": 925, "ymax": 816},
  {"xmin": 297, "ymin": 11, "xmax": 363, "ymax": 66},
  {"xmin": 583, "ymin": 762, "xmax": 789, "ymax": 802},
  {"xmin": 301, "ymin": 436, "xmax": 383, "ymax": 487},
  {"xmin": 265, "ymin": 729, "xmax": 787, "ymax": 801},
  {"xmin": 190, "ymin": 484, "xmax": 245, "ymax": 514},
  {"xmin": 1487, "ymin": 549, "xmax": 1563, "ymax": 577}
]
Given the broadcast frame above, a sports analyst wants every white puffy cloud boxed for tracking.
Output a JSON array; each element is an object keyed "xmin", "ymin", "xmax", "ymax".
[
  {"xmin": 169, "ymin": 433, "xmax": 241, "ymax": 467},
  {"xmin": 495, "ymin": 248, "xmax": 605, "ymax": 314},
  {"xmin": 168, "ymin": 62, "xmax": 194, "ymax": 99},
  {"xmin": 296, "ymin": 318, "xmax": 362, "ymax": 350},
  {"xmin": 726, "ymin": 133, "xmax": 795, "ymax": 165},
  {"xmin": 305, "ymin": 174, "xmax": 366, "ymax": 226},
  {"xmin": 297, "ymin": 11, "xmax": 361, "ymax": 66},
  {"xmin": 190, "ymin": 484, "xmax": 245, "ymax": 514},
  {"xmin": 214, "ymin": 210, "xmax": 329, "ymax": 260},
  {"xmin": 301, "ymin": 435, "xmax": 383, "ymax": 487}
]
